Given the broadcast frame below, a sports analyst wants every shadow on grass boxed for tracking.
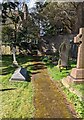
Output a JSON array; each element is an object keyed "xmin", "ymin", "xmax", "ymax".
[
  {"xmin": 45, "ymin": 62, "xmax": 55, "ymax": 68},
  {"xmin": 31, "ymin": 71, "xmax": 41, "ymax": 75},
  {"xmin": 2, "ymin": 66, "xmax": 15, "ymax": 75},
  {"xmin": 2, "ymin": 55, "xmax": 34, "ymax": 67},
  {"xmin": 28, "ymin": 63, "xmax": 47, "ymax": 71},
  {"xmin": 17, "ymin": 55, "xmax": 34, "ymax": 64},
  {"xmin": 2, "ymin": 55, "xmax": 33, "ymax": 76},
  {"xmin": 0, "ymin": 88, "xmax": 16, "ymax": 91},
  {"xmin": 45, "ymin": 59, "xmax": 76, "ymax": 71},
  {"xmin": 27, "ymin": 70, "xmax": 31, "ymax": 82},
  {"xmin": 17, "ymin": 55, "xmax": 43, "ymax": 63}
]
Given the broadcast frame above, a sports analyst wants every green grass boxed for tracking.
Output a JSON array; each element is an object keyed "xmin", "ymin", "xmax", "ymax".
[
  {"xmin": 70, "ymin": 83, "xmax": 84, "ymax": 95},
  {"xmin": 45, "ymin": 60, "xmax": 76, "ymax": 80},
  {"xmin": 48, "ymin": 66, "xmax": 70, "ymax": 80},
  {"xmin": 1, "ymin": 55, "xmax": 84, "ymax": 118},
  {"xmin": 46, "ymin": 60, "xmax": 84, "ymax": 95},
  {"xmin": 0, "ymin": 55, "xmax": 35, "ymax": 118},
  {"xmin": 63, "ymin": 87, "xmax": 84, "ymax": 118},
  {"xmin": 44, "ymin": 59, "xmax": 84, "ymax": 118}
]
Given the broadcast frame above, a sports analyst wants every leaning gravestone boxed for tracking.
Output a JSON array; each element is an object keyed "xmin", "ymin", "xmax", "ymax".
[
  {"xmin": 58, "ymin": 41, "xmax": 70, "ymax": 69},
  {"xmin": 62, "ymin": 28, "xmax": 84, "ymax": 83}
]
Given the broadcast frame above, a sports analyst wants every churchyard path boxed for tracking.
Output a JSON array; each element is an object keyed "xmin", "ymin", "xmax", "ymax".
[{"xmin": 31, "ymin": 57, "xmax": 77, "ymax": 118}]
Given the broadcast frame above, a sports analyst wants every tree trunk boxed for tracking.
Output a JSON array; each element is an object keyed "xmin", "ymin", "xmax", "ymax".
[{"xmin": 74, "ymin": 3, "xmax": 83, "ymax": 33}]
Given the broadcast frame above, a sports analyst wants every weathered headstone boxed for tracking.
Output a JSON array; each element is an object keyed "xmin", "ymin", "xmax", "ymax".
[
  {"xmin": 62, "ymin": 28, "xmax": 84, "ymax": 83},
  {"xmin": 10, "ymin": 67, "xmax": 28, "ymax": 82},
  {"xmin": 5, "ymin": 46, "xmax": 11, "ymax": 55},
  {"xmin": 1, "ymin": 45, "xmax": 5, "ymax": 55},
  {"xmin": 58, "ymin": 41, "xmax": 70, "ymax": 69}
]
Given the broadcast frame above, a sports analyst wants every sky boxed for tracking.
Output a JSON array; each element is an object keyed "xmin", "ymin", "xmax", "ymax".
[
  {"xmin": 23, "ymin": 0, "xmax": 45, "ymax": 9},
  {"xmin": 0, "ymin": 0, "xmax": 46, "ymax": 9},
  {"xmin": 0, "ymin": 0, "xmax": 36, "ymax": 9},
  {"xmin": 26, "ymin": 0, "xmax": 36, "ymax": 9},
  {"xmin": 0, "ymin": 0, "xmax": 38, "ymax": 9},
  {"xmin": 0, "ymin": 0, "xmax": 2, "ymax": 2},
  {"xmin": 1, "ymin": 0, "xmax": 84, "ymax": 4}
]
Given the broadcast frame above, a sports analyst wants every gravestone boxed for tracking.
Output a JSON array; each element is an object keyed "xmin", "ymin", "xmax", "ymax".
[
  {"xmin": 10, "ymin": 67, "xmax": 28, "ymax": 82},
  {"xmin": 10, "ymin": 47, "xmax": 29, "ymax": 82},
  {"xmin": 1, "ymin": 45, "xmax": 5, "ymax": 55},
  {"xmin": 62, "ymin": 28, "xmax": 84, "ymax": 83},
  {"xmin": 58, "ymin": 41, "xmax": 70, "ymax": 69},
  {"xmin": 5, "ymin": 46, "xmax": 11, "ymax": 55}
]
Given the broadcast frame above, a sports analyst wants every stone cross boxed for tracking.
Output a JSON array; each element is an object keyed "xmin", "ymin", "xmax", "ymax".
[
  {"xmin": 12, "ymin": 47, "xmax": 18, "ymax": 67},
  {"xmin": 62, "ymin": 28, "xmax": 84, "ymax": 83},
  {"xmin": 74, "ymin": 28, "xmax": 84, "ymax": 69}
]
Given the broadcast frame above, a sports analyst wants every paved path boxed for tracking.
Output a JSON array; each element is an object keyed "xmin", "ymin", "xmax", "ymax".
[{"xmin": 31, "ymin": 58, "xmax": 77, "ymax": 118}]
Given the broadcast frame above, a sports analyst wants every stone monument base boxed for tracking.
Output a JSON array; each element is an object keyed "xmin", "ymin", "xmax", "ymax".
[
  {"xmin": 10, "ymin": 67, "xmax": 28, "ymax": 82},
  {"xmin": 70, "ymin": 68, "xmax": 84, "ymax": 79},
  {"xmin": 62, "ymin": 68, "xmax": 84, "ymax": 84},
  {"xmin": 13, "ymin": 61, "xmax": 19, "ymax": 67}
]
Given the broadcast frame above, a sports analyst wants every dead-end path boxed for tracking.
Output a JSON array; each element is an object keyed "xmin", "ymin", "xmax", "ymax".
[{"xmin": 31, "ymin": 57, "xmax": 77, "ymax": 118}]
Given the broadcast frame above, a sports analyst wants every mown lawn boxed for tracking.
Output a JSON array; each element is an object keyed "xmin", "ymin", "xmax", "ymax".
[
  {"xmin": 0, "ymin": 55, "xmax": 35, "ymax": 118},
  {"xmin": 43, "ymin": 58, "xmax": 84, "ymax": 118}
]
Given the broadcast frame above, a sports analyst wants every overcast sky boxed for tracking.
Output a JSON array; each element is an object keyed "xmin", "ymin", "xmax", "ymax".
[{"xmin": 0, "ymin": 0, "xmax": 2, "ymax": 3}]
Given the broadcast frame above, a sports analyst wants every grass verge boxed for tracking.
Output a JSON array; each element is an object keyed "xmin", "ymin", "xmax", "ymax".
[
  {"xmin": 0, "ymin": 55, "xmax": 35, "ymax": 118},
  {"xmin": 44, "ymin": 59, "xmax": 84, "ymax": 118}
]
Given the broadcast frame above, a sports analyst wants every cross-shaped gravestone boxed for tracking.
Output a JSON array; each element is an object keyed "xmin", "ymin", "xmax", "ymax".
[
  {"xmin": 10, "ymin": 47, "xmax": 29, "ymax": 82},
  {"xmin": 74, "ymin": 28, "xmax": 84, "ymax": 69},
  {"xmin": 12, "ymin": 47, "xmax": 19, "ymax": 67},
  {"xmin": 62, "ymin": 28, "xmax": 84, "ymax": 83}
]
